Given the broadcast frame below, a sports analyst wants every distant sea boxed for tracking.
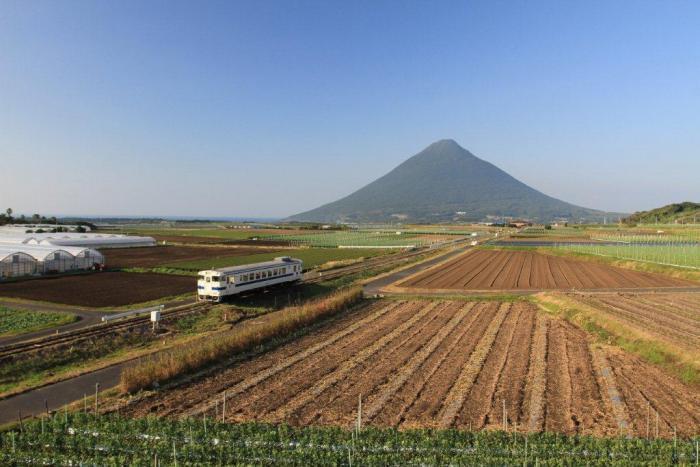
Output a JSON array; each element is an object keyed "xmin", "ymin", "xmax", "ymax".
[{"xmin": 56, "ymin": 215, "xmax": 282, "ymax": 222}]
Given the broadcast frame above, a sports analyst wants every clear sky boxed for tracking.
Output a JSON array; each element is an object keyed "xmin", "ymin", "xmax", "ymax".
[{"xmin": 1, "ymin": 0, "xmax": 699, "ymax": 218}]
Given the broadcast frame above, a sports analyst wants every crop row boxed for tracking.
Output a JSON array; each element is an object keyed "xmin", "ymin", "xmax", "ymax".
[{"xmin": 2, "ymin": 413, "xmax": 697, "ymax": 465}]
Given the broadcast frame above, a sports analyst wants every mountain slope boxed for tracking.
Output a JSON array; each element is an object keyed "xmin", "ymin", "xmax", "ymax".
[
  {"xmin": 289, "ymin": 139, "xmax": 615, "ymax": 223},
  {"xmin": 623, "ymin": 202, "xmax": 700, "ymax": 224}
]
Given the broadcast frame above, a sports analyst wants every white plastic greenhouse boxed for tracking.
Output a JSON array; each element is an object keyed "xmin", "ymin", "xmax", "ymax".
[
  {"xmin": 0, "ymin": 230, "xmax": 156, "ymax": 249},
  {"xmin": 0, "ymin": 244, "xmax": 105, "ymax": 279}
]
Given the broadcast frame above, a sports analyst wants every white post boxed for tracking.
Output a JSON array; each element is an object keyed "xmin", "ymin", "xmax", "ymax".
[{"xmin": 222, "ymin": 391, "xmax": 226, "ymax": 423}]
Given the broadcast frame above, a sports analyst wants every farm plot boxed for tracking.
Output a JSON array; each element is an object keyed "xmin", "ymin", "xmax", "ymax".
[
  {"xmin": 124, "ymin": 300, "xmax": 700, "ymax": 438},
  {"xmin": 0, "ymin": 272, "xmax": 194, "ymax": 307},
  {"xmin": 103, "ymin": 246, "xmax": 282, "ymax": 269},
  {"xmin": 0, "ymin": 306, "xmax": 75, "ymax": 337},
  {"xmin": 398, "ymin": 249, "xmax": 692, "ymax": 291},
  {"xmin": 576, "ymin": 293, "xmax": 700, "ymax": 353}
]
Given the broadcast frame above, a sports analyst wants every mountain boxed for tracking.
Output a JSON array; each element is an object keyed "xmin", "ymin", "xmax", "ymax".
[
  {"xmin": 623, "ymin": 202, "xmax": 700, "ymax": 225},
  {"xmin": 288, "ymin": 139, "xmax": 619, "ymax": 223}
]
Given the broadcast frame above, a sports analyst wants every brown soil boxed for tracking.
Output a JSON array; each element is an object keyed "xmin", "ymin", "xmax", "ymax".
[
  {"xmin": 103, "ymin": 246, "xmax": 282, "ymax": 269},
  {"xmin": 122, "ymin": 299, "xmax": 700, "ymax": 438},
  {"xmin": 0, "ymin": 272, "xmax": 194, "ymax": 307},
  {"xmin": 399, "ymin": 249, "xmax": 693, "ymax": 291},
  {"xmin": 579, "ymin": 293, "xmax": 700, "ymax": 353}
]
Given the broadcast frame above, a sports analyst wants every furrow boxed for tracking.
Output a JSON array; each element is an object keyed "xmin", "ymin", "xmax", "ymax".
[
  {"xmin": 361, "ymin": 302, "xmax": 476, "ymax": 424},
  {"xmin": 184, "ymin": 300, "xmax": 405, "ymax": 417},
  {"xmin": 437, "ymin": 302, "xmax": 511, "ymax": 428},
  {"xmin": 525, "ymin": 314, "xmax": 549, "ymax": 432},
  {"xmin": 268, "ymin": 301, "xmax": 443, "ymax": 420}
]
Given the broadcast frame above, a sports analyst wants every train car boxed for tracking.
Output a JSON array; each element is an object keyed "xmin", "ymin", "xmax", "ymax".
[{"xmin": 197, "ymin": 256, "xmax": 303, "ymax": 302}]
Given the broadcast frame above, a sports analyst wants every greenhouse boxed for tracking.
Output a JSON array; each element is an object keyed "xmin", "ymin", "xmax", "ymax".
[
  {"xmin": 0, "ymin": 248, "xmax": 38, "ymax": 279},
  {"xmin": 0, "ymin": 244, "xmax": 104, "ymax": 279},
  {"xmin": 0, "ymin": 231, "xmax": 155, "ymax": 248}
]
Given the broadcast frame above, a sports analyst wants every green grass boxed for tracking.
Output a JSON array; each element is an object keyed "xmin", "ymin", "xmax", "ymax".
[
  {"xmin": 162, "ymin": 248, "xmax": 392, "ymax": 272},
  {"xmin": 0, "ymin": 306, "xmax": 76, "ymax": 337},
  {"xmin": 3, "ymin": 414, "xmax": 697, "ymax": 465}
]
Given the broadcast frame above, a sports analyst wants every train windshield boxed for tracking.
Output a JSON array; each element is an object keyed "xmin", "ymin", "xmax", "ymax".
[{"xmin": 211, "ymin": 276, "xmax": 221, "ymax": 282}]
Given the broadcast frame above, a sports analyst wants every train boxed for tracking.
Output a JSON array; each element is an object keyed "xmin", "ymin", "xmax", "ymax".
[{"xmin": 197, "ymin": 256, "xmax": 303, "ymax": 302}]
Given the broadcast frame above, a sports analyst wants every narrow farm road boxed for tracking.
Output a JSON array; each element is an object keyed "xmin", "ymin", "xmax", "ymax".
[{"xmin": 0, "ymin": 362, "xmax": 126, "ymax": 425}]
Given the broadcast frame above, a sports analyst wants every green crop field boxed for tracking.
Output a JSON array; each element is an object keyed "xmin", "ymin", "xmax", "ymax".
[
  {"xmin": 162, "ymin": 248, "xmax": 392, "ymax": 272},
  {"xmin": 588, "ymin": 232, "xmax": 700, "ymax": 243},
  {"xmin": 259, "ymin": 228, "xmax": 481, "ymax": 247},
  {"xmin": 0, "ymin": 306, "xmax": 75, "ymax": 337},
  {"xmin": 556, "ymin": 243, "xmax": 700, "ymax": 269},
  {"xmin": 2, "ymin": 414, "xmax": 696, "ymax": 465},
  {"xmin": 260, "ymin": 231, "xmax": 433, "ymax": 247},
  {"xmin": 514, "ymin": 226, "xmax": 587, "ymax": 237},
  {"xmin": 123, "ymin": 228, "xmax": 274, "ymax": 240}
]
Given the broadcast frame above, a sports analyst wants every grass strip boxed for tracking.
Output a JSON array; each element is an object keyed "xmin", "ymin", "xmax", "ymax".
[{"xmin": 120, "ymin": 286, "xmax": 363, "ymax": 393}]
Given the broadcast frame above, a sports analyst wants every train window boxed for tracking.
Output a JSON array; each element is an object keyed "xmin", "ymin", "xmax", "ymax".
[
  {"xmin": 255, "ymin": 272, "xmax": 261, "ymax": 280},
  {"xmin": 198, "ymin": 274, "xmax": 205, "ymax": 281},
  {"xmin": 206, "ymin": 277, "xmax": 210, "ymax": 282},
  {"xmin": 212, "ymin": 276, "xmax": 220, "ymax": 282}
]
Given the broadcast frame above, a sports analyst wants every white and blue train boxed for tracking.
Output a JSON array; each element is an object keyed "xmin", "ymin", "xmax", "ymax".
[{"xmin": 197, "ymin": 256, "xmax": 303, "ymax": 302}]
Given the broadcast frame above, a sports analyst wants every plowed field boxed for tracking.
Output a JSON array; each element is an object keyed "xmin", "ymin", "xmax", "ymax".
[
  {"xmin": 577, "ymin": 293, "xmax": 700, "ymax": 353},
  {"xmin": 0, "ymin": 272, "xmax": 194, "ymax": 307},
  {"xmin": 124, "ymin": 300, "xmax": 699, "ymax": 438},
  {"xmin": 398, "ymin": 249, "xmax": 692, "ymax": 291}
]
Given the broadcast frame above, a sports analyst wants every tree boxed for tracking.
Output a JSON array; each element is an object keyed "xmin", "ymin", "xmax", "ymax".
[{"xmin": 5, "ymin": 208, "xmax": 12, "ymax": 219}]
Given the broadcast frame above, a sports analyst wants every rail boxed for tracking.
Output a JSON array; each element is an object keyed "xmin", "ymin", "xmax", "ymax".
[{"xmin": 0, "ymin": 302, "xmax": 209, "ymax": 359}]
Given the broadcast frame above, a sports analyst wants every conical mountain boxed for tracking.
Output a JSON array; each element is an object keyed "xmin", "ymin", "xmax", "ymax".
[{"xmin": 288, "ymin": 139, "xmax": 614, "ymax": 223}]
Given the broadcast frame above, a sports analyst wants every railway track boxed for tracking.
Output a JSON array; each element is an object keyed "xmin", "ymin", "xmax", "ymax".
[
  {"xmin": 0, "ymin": 302, "xmax": 211, "ymax": 359},
  {"xmin": 0, "ymin": 242, "xmax": 465, "ymax": 359}
]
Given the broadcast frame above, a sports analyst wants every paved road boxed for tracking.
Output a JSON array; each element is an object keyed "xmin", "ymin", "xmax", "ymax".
[{"xmin": 0, "ymin": 362, "xmax": 126, "ymax": 425}]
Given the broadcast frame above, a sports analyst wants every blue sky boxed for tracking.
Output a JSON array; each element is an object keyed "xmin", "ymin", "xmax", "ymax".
[{"xmin": 1, "ymin": 0, "xmax": 699, "ymax": 218}]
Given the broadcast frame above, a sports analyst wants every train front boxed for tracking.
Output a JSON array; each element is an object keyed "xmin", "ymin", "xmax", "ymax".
[{"xmin": 197, "ymin": 269, "xmax": 225, "ymax": 302}]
